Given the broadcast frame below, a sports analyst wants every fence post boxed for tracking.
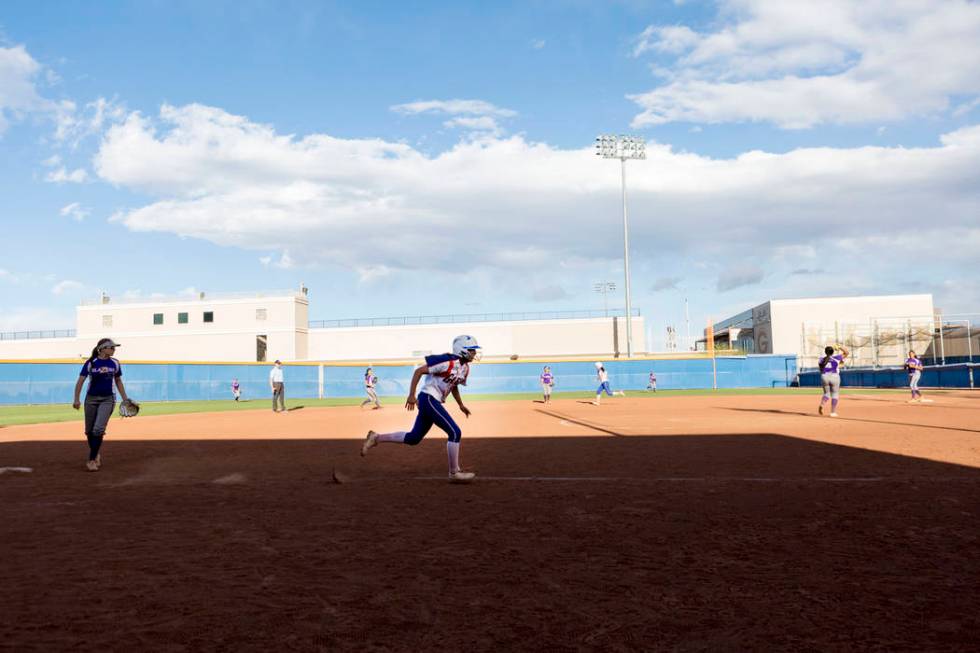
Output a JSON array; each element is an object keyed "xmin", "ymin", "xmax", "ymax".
[
  {"xmin": 318, "ymin": 364, "xmax": 324, "ymax": 399},
  {"xmin": 968, "ymin": 321, "xmax": 974, "ymax": 365},
  {"xmin": 938, "ymin": 314, "xmax": 946, "ymax": 365}
]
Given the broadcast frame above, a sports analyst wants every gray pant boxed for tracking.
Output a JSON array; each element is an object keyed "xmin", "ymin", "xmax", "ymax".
[
  {"xmin": 85, "ymin": 395, "xmax": 115, "ymax": 437},
  {"xmin": 910, "ymin": 371, "xmax": 922, "ymax": 392},
  {"xmin": 272, "ymin": 382, "xmax": 285, "ymax": 411},
  {"xmin": 821, "ymin": 373, "xmax": 841, "ymax": 399},
  {"xmin": 84, "ymin": 395, "xmax": 114, "ymax": 461},
  {"xmin": 362, "ymin": 387, "xmax": 380, "ymax": 407}
]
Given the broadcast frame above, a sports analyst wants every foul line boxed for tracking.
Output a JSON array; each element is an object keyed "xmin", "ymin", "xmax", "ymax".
[{"xmin": 412, "ymin": 475, "xmax": 897, "ymax": 483}]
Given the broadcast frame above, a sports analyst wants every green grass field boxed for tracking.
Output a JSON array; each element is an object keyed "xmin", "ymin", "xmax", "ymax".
[{"xmin": 0, "ymin": 387, "xmax": 902, "ymax": 427}]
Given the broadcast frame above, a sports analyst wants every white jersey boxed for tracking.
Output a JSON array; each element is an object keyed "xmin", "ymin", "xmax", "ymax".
[
  {"xmin": 597, "ymin": 369, "xmax": 609, "ymax": 383},
  {"xmin": 420, "ymin": 354, "xmax": 470, "ymax": 403}
]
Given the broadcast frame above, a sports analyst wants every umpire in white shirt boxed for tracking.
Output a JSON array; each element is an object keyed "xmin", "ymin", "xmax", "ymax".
[{"xmin": 270, "ymin": 360, "xmax": 286, "ymax": 412}]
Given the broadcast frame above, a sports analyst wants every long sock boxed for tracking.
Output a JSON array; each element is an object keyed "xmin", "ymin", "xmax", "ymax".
[
  {"xmin": 831, "ymin": 398, "xmax": 839, "ymax": 411},
  {"xmin": 377, "ymin": 431, "xmax": 406, "ymax": 443},
  {"xmin": 821, "ymin": 395, "xmax": 829, "ymax": 404},
  {"xmin": 89, "ymin": 435, "xmax": 104, "ymax": 461},
  {"xmin": 447, "ymin": 441, "xmax": 460, "ymax": 473}
]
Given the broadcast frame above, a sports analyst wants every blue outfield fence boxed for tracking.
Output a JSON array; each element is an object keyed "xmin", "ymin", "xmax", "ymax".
[
  {"xmin": 0, "ymin": 355, "xmax": 797, "ymax": 406},
  {"xmin": 798, "ymin": 363, "xmax": 978, "ymax": 390}
]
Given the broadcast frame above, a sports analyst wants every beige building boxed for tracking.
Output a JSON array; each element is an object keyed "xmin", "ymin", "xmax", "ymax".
[
  {"xmin": 0, "ymin": 288, "xmax": 646, "ymax": 362},
  {"xmin": 704, "ymin": 294, "xmax": 937, "ymax": 368}
]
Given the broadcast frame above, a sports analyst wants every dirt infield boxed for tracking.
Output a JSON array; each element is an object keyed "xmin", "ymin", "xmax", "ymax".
[{"xmin": 2, "ymin": 392, "xmax": 979, "ymax": 651}]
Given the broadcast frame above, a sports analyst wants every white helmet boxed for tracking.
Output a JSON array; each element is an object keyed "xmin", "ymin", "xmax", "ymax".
[
  {"xmin": 453, "ymin": 335, "xmax": 481, "ymax": 361},
  {"xmin": 595, "ymin": 361, "xmax": 604, "ymax": 369}
]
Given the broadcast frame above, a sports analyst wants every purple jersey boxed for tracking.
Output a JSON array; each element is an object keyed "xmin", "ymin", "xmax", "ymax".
[
  {"xmin": 541, "ymin": 372, "xmax": 554, "ymax": 385},
  {"xmin": 905, "ymin": 357, "xmax": 921, "ymax": 372},
  {"xmin": 649, "ymin": 373, "xmax": 656, "ymax": 381},
  {"xmin": 232, "ymin": 381, "xmax": 240, "ymax": 390},
  {"xmin": 820, "ymin": 354, "xmax": 844, "ymax": 374}
]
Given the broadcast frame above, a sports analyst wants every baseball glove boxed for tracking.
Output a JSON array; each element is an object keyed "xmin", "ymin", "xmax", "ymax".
[{"xmin": 119, "ymin": 398, "xmax": 141, "ymax": 418}]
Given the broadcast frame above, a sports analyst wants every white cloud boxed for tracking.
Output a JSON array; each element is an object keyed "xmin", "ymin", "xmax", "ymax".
[
  {"xmin": 716, "ymin": 263, "xmax": 765, "ymax": 292},
  {"xmin": 0, "ymin": 45, "xmax": 50, "ymax": 135},
  {"xmin": 629, "ymin": 0, "xmax": 980, "ymax": 129},
  {"xmin": 46, "ymin": 167, "xmax": 89, "ymax": 183},
  {"xmin": 391, "ymin": 99, "xmax": 517, "ymax": 118},
  {"xmin": 0, "ymin": 268, "xmax": 16, "ymax": 282},
  {"xmin": 652, "ymin": 277, "xmax": 681, "ymax": 291},
  {"xmin": 443, "ymin": 116, "xmax": 502, "ymax": 134},
  {"xmin": 0, "ymin": 307, "xmax": 74, "ymax": 332},
  {"xmin": 532, "ymin": 285, "xmax": 570, "ymax": 302},
  {"xmin": 59, "ymin": 202, "xmax": 89, "ymax": 221},
  {"xmin": 51, "ymin": 279, "xmax": 84, "ymax": 295},
  {"xmin": 531, "ymin": 39, "xmax": 546, "ymax": 50},
  {"xmin": 93, "ymin": 104, "xmax": 980, "ymax": 298}
]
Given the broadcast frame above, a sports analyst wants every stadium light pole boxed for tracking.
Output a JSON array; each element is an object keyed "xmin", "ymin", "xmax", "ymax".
[
  {"xmin": 596, "ymin": 134, "xmax": 646, "ymax": 357},
  {"xmin": 593, "ymin": 281, "xmax": 616, "ymax": 317}
]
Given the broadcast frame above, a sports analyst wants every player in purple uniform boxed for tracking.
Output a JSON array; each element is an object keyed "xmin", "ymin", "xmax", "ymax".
[
  {"xmin": 360, "ymin": 335, "xmax": 480, "ymax": 483},
  {"xmin": 646, "ymin": 371, "xmax": 657, "ymax": 392},
  {"xmin": 905, "ymin": 350, "xmax": 924, "ymax": 402},
  {"xmin": 817, "ymin": 344, "xmax": 848, "ymax": 417},
  {"xmin": 72, "ymin": 338, "xmax": 132, "ymax": 471},
  {"xmin": 540, "ymin": 366, "xmax": 555, "ymax": 403},
  {"xmin": 360, "ymin": 367, "xmax": 381, "ymax": 409},
  {"xmin": 231, "ymin": 378, "xmax": 241, "ymax": 401}
]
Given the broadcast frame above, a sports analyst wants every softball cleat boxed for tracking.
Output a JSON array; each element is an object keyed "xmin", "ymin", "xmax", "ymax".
[
  {"xmin": 449, "ymin": 471, "xmax": 475, "ymax": 483},
  {"xmin": 361, "ymin": 430, "xmax": 378, "ymax": 457}
]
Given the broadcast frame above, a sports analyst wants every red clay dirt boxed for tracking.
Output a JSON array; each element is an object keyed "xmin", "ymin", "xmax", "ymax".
[{"xmin": 2, "ymin": 391, "xmax": 979, "ymax": 651}]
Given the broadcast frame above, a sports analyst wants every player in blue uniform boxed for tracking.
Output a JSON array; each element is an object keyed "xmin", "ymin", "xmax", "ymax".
[
  {"xmin": 72, "ymin": 338, "xmax": 131, "ymax": 471},
  {"xmin": 361, "ymin": 335, "xmax": 481, "ymax": 483}
]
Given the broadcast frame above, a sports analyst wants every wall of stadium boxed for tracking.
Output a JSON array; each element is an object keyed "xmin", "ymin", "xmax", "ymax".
[
  {"xmin": 0, "ymin": 354, "xmax": 795, "ymax": 405},
  {"xmin": 307, "ymin": 316, "xmax": 646, "ymax": 361}
]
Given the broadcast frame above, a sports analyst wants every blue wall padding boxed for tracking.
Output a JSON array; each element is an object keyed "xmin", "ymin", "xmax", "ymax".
[
  {"xmin": 798, "ymin": 364, "xmax": 976, "ymax": 389},
  {"xmin": 0, "ymin": 355, "xmax": 797, "ymax": 405}
]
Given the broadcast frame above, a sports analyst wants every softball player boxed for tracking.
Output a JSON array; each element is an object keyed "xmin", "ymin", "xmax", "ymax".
[
  {"xmin": 72, "ymin": 338, "xmax": 131, "ymax": 471},
  {"xmin": 540, "ymin": 366, "xmax": 555, "ymax": 403},
  {"xmin": 360, "ymin": 367, "xmax": 382, "ymax": 409},
  {"xmin": 592, "ymin": 362, "xmax": 625, "ymax": 406},
  {"xmin": 817, "ymin": 344, "xmax": 848, "ymax": 417},
  {"xmin": 361, "ymin": 335, "xmax": 480, "ymax": 483},
  {"xmin": 646, "ymin": 371, "xmax": 657, "ymax": 392},
  {"xmin": 231, "ymin": 378, "xmax": 241, "ymax": 401},
  {"xmin": 905, "ymin": 350, "xmax": 924, "ymax": 402}
]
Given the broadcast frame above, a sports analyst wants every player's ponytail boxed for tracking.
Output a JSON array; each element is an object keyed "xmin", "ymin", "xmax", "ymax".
[
  {"xmin": 819, "ymin": 345, "xmax": 835, "ymax": 371},
  {"xmin": 89, "ymin": 338, "xmax": 112, "ymax": 363}
]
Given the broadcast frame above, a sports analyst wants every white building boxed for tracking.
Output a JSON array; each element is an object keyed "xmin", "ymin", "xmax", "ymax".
[
  {"xmin": 703, "ymin": 294, "xmax": 937, "ymax": 368},
  {"xmin": 0, "ymin": 288, "xmax": 646, "ymax": 362}
]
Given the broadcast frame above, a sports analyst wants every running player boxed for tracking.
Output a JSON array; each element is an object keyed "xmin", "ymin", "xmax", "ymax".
[
  {"xmin": 72, "ymin": 338, "xmax": 132, "ymax": 471},
  {"xmin": 646, "ymin": 370, "xmax": 657, "ymax": 392},
  {"xmin": 361, "ymin": 335, "xmax": 481, "ymax": 483},
  {"xmin": 231, "ymin": 378, "xmax": 241, "ymax": 401},
  {"xmin": 540, "ymin": 366, "xmax": 555, "ymax": 403},
  {"xmin": 905, "ymin": 350, "xmax": 924, "ymax": 402},
  {"xmin": 592, "ymin": 362, "xmax": 625, "ymax": 406},
  {"xmin": 360, "ymin": 367, "xmax": 382, "ymax": 409},
  {"xmin": 818, "ymin": 344, "xmax": 848, "ymax": 417}
]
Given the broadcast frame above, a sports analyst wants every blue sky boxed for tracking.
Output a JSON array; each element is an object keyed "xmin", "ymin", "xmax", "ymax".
[{"xmin": 2, "ymin": 0, "xmax": 979, "ymax": 349}]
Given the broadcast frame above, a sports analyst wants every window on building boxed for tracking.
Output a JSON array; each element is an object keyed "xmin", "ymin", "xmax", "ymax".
[
  {"xmin": 203, "ymin": 311, "xmax": 214, "ymax": 323},
  {"xmin": 256, "ymin": 335, "xmax": 268, "ymax": 362},
  {"xmin": 178, "ymin": 312, "xmax": 189, "ymax": 324},
  {"xmin": 256, "ymin": 308, "xmax": 267, "ymax": 321},
  {"xmin": 102, "ymin": 315, "xmax": 112, "ymax": 328},
  {"xmin": 153, "ymin": 313, "xmax": 164, "ymax": 325}
]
